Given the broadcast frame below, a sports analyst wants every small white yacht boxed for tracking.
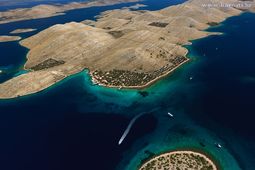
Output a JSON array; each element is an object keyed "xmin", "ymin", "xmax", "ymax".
[
  {"xmin": 168, "ymin": 112, "xmax": 174, "ymax": 118},
  {"xmin": 215, "ymin": 143, "xmax": 222, "ymax": 148},
  {"xmin": 189, "ymin": 76, "xmax": 193, "ymax": 80}
]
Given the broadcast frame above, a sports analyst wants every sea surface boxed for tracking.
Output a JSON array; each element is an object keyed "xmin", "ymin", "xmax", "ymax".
[{"xmin": 0, "ymin": 0, "xmax": 255, "ymax": 170}]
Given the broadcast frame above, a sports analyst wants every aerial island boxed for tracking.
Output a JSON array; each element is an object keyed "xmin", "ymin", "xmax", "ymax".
[
  {"xmin": 0, "ymin": 0, "xmax": 139, "ymax": 24},
  {"xmin": 10, "ymin": 28, "xmax": 37, "ymax": 34},
  {"xmin": 139, "ymin": 150, "xmax": 217, "ymax": 170},
  {"xmin": 0, "ymin": 35, "xmax": 21, "ymax": 42},
  {"xmin": 0, "ymin": 0, "xmax": 254, "ymax": 98},
  {"xmin": 0, "ymin": 29, "xmax": 38, "ymax": 42},
  {"xmin": 122, "ymin": 3, "xmax": 147, "ymax": 10}
]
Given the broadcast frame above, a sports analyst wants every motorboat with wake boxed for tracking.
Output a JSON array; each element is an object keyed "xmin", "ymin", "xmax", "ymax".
[{"xmin": 168, "ymin": 112, "xmax": 174, "ymax": 118}]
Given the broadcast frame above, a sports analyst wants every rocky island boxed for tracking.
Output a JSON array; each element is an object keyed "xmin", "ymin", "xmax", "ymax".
[
  {"xmin": 10, "ymin": 28, "xmax": 37, "ymax": 34},
  {"xmin": 0, "ymin": 35, "xmax": 21, "ymax": 42},
  {"xmin": 139, "ymin": 150, "xmax": 218, "ymax": 170},
  {"xmin": 0, "ymin": 0, "xmax": 254, "ymax": 98},
  {"xmin": 122, "ymin": 3, "xmax": 147, "ymax": 10},
  {"xmin": 0, "ymin": 0, "xmax": 140, "ymax": 24}
]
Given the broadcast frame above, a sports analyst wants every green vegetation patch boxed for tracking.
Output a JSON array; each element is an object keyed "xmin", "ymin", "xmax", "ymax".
[
  {"xmin": 30, "ymin": 58, "xmax": 65, "ymax": 71},
  {"xmin": 139, "ymin": 151, "xmax": 217, "ymax": 170},
  {"xmin": 207, "ymin": 22, "xmax": 219, "ymax": 26},
  {"xmin": 149, "ymin": 22, "xmax": 169, "ymax": 28},
  {"xmin": 108, "ymin": 31, "xmax": 125, "ymax": 38},
  {"xmin": 92, "ymin": 55, "xmax": 188, "ymax": 87}
]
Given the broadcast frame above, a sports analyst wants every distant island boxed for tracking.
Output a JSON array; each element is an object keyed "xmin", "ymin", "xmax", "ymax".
[
  {"xmin": 0, "ymin": 35, "xmax": 21, "ymax": 42},
  {"xmin": 0, "ymin": 0, "xmax": 50, "ymax": 6},
  {"xmin": 139, "ymin": 150, "xmax": 218, "ymax": 170},
  {"xmin": 10, "ymin": 28, "xmax": 37, "ymax": 34},
  {"xmin": 122, "ymin": 3, "xmax": 147, "ymax": 10},
  {"xmin": 0, "ymin": 0, "xmax": 140, "ymax": 24},
  {"xmin": 0, "ymin": 0, "xmax": 254, "ymax": 99}
]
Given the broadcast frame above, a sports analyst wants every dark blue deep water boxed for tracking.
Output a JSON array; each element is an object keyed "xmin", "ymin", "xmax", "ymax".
[
  {"xmin": 183, "ymin": 12, "xmax": 255, "ymax": 169},
  {"xmin": 189, "ymin": 13, "xmax": 255, "ymax": 137},
  {"xmin": 0, "ymin": 1, "xmax": 255, "ymax": 170}
]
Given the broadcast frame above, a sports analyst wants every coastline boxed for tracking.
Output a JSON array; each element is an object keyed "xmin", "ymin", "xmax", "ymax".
[
  {"xmin": 0, "ymin": 54, "xmax": 188, "ymax": 98},
  {"xmin": 138, "ymin": 149, "xmax": 219, "ymax": 170},
  {"xmin": 0, "ymin": 69, "xmax": 82, "ymax": 100},
  {"xmin": 0, "ymin": 58, "xmax": 189, "ymax": 99},
  {"xmin": 90, "ymin": 56, "xmax": 190, "ymax": 90}
]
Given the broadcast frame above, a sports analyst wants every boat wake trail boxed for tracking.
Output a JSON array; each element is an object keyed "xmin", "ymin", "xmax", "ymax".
[{"xmin": 118, "ymin": 107, "xmax": 160, "ymax": 145}]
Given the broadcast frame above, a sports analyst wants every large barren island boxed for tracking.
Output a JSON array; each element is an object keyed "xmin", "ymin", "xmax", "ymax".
[
  {"xmin": 0, "ymin": 0, "xmax": 254, "ymax": 98},
  {"xmin": 139, "ymin": 150, "xmax": 218, "ymax": 170}
]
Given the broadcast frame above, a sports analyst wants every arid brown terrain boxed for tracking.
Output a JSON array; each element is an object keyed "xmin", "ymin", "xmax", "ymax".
[
  {"xmin": 0, "ymin": 0, "xmax": 254, "ymax": 98},
  {"xmin": 0, "ymin": 35, "xmax": 21, "ymax": 42}
]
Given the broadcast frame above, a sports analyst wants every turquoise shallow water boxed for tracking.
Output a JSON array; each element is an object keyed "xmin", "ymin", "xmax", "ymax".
[{"xmin": 0, "ymin": 1, "xmax": 255, "ymax": 170}]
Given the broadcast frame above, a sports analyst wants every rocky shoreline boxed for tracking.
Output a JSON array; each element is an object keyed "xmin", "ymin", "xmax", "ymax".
[{"xmin": 91, "ymin": 56, "xmax": 189, "ymax": 88}]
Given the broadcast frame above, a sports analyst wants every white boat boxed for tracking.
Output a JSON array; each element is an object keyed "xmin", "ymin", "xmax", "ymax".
[
  {"xmin": 168, "ymin": 112, "xmax": 174, "ymax": 117},
  {"xmin": 189, "ymin": 76, "xmax": 193, "ymax": 80},
  {"xmin": 215, "ymin": 143, "xmax": 222, "ymax": 148},
  {"xmin": 118, "ymin": 108, "xmax": 160, "ymax": 145}
]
